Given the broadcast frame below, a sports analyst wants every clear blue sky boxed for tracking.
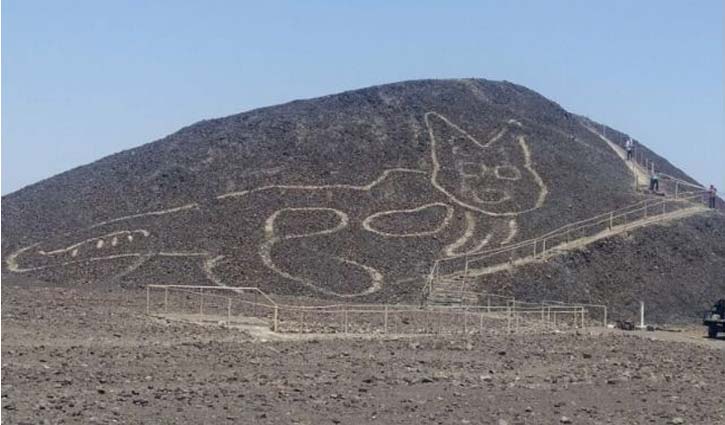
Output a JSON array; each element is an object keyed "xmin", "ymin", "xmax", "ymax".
[{"xmin": 2, "ymin": 0, "xmax": 723, "ymax": 194}]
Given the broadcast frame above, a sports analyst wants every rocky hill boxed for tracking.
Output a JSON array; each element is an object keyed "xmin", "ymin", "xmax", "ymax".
[{"xmin": 2, "ymin": 79, "xmax": 722, "ymax": 322}]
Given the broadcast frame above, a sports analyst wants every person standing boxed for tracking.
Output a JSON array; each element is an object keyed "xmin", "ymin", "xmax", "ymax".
[
  {"xmin": 649, "ymin": 171, "xmax": 659, "ymax": 192},
  {"xmin": 709, "ymin": 185, "xmax": 717, "ymax": 208},
  {"xmin": 625, "ymin": 138, "xmax": 634, "ymax": 160}
]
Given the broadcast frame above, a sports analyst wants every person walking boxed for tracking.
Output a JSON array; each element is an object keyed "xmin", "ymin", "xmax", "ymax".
[
  {"xmin": 708, "ymin": 185, "xmax": 717, "ymax": 208},
  {"xmin": 625, "ymin": 138, "xmax": 634, "ymax": 161}
]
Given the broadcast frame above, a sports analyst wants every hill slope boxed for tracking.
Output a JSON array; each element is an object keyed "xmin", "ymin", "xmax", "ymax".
[{"xmin": 2, "ymin": 79, "xmax": 722, "ymax": 320}]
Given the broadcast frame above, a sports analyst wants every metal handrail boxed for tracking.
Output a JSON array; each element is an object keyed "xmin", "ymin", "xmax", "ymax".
[
  {"xmin": 147, "ymin": 284, "xmax": 278, "ymax": 306},
  {"xmin": 422, "ymin": 191, "xmax": 707, "ymax": 306},
  {"xmin": 434, "ymin": 191, "xmax": 705, "ymax": 272}
]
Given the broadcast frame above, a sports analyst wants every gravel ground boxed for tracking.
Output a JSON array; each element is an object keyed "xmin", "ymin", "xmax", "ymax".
[{"xmin": 2, "ymin": 280, "xmax": 723, "ymax": 425}]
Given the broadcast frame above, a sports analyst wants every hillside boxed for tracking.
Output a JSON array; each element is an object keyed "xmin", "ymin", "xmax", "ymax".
[{"xmin": 2, "ymin": 79, "xmax": 722, "ymax": 321}]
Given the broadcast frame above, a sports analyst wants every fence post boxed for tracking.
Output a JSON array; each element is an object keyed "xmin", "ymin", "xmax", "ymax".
[
  {"xmin": 532, "ymin": 240, "xmax": 537, "ymax": 258},
  {"xmin": 384, "ymin": 306, "xmax": 388, "ymax": 334},
  {"xmin": 487, "ymin": 295, "xmax": 491, "ymax": 313},
  {"xmin": 146, "ymin": 286, "xmax": 150, "ymax": 315},
  {"xmin": 609, "ymin": 212, "xmax": 613, "ymax": 230},
  {"xmin": 199, "ymin": 288, "xmax": 204, "ymax": 315},
  {"xmin": 273, "ymin": 306, "xmax": 279, "ymax": 332},
  {"xmin": 164, "ymin": 287, "xmax": 168, "ymax": 313},
  {"xmin": 603, "ymin": 307, "xmax": 607, "ymax": 327},
  {"xmin": 507, "ymin": 307, "xmax": 512, "ymax": 334},
  {"xmin": 479, "ymin": 312, "xmax": 484, "ymax": 334},
  {"xmin": 675, "ymin": 182, "xmax": 679, "ymax": 199},
  {"xmin": 227, "ymin": 297, "xmax": 231, "ymax": 322},
  {"xmin": 463, "ymin": 308, "xmax": 468, "ymax": 334},
  {"xmin": 436, "ymin": 309, "xmax": 441, "ymax": 335},
  {"xmin": 635, "ymin": 167, "xmax": 639, "ymax": 190},
  {"xmin": 581, "ymin": 307, "xmax": 586, "ymax": 328},
  {"xmin": 344, "ymin": 309, "xmax": 349, "ymax": 334},
  {"xmin": 644, "ymin": 200, "xmax": 648, "ymax": 218},
  {"xmin": 547, "ymin": 306, "xmax": 551, "ymax": 329},
  {"xmin": 542, "ymin": 239, "xmax": 546, "ymax": 256},
  {"xmin": 462, "ymin": 256, "xmax": 469, "ymax": 296}
]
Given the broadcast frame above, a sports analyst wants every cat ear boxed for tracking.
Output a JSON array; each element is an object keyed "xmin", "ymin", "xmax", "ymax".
[
  {"xmin": 425, "ymin": 112, "xmax": 508, "ymax": 157},
  {"xmin": 426, "ymin": 112, "xmax": 520, "ymax": 173}
]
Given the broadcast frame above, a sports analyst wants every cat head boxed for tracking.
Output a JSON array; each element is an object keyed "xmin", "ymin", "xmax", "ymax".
[{"xmin": 425, "ymin": 112, "xmax": 547, "ymax": 216}]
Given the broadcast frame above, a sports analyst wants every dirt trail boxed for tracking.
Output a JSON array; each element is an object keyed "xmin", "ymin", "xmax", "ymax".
[{"xmin": 582, "ymin": 124, "xmax": 650, "ymax": 187}]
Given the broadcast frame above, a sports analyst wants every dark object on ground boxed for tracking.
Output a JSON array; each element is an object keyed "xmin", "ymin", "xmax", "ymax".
[
  {"xmin": 617, "ymin": 321, "xmax": 635, "ymax": 331},
  {"xmin": 703, "ymin": 299, "xmax": 725, "ymax": 338}
]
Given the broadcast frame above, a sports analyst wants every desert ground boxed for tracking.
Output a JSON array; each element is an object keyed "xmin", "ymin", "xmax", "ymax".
[{"xmin": 2, "ymin": 278, "xmax": 723, "ymax": 425}]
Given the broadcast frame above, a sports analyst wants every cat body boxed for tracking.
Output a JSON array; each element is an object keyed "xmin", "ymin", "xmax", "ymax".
[{"xmin": 6, "ymin": 112, "xmax": 547, "ymax": 297}]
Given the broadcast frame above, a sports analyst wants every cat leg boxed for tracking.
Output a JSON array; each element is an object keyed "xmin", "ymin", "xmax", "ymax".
[{"xmin": 260, "ymin": 207, "xmax": 383, "ymax": 297}]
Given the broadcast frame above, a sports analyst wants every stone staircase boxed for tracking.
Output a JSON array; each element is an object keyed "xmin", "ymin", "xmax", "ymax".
[{"xmin": 427, "ymin": 275, "xmax": 479, "ymax": 306}]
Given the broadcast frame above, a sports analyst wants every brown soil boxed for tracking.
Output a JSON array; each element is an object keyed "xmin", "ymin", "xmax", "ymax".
[{"xmin": 2, "ymin": 279, "xmax": 724, "ymax": 424}]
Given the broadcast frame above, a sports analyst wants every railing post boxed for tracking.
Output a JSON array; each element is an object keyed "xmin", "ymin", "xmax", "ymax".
[
  {"xmin": 487, "ymin": 295, "xmax": 491, "ymax": 313},
  {"xmin": 273, "ymin": 306, "xmax": 279, "ymax": 332},
  {"xmin": 479, "ymin": 312, "xmax": 484, "ymax": 334},
  {"xmin": 547, "ymin": 306, "xmax": 551, "ymax": 328},
  {"xmin": 635, "ymin": 167, "xmax": 639, "ymax": 190},
  {"xmin": 199, "ymin": 288, "xmax": 204, "ymax": 315},
  {"xmin": 507, "ymin": 306, "xmax": 512, "ymax": 334},
  {"xmin": 384, "ymin": 306, "xmax": 388, "ymax": 334},
  {"xmin": 603, "ymin": 307, "xmax": 607, "ymax": 327},
  {"xmin": 542, "ymin": 239, "xmax": 546, "ymax": 256},
  {"xmin": 463, "ymin": 307, "xmax": 468, "ymax": 334},
  {"xmin": 462, "ymin": 255, "xmax": 469, "ymax": 296},
  {"xmin": 344, "ymin": 309, "xmax": 349, "ymax": 334}
]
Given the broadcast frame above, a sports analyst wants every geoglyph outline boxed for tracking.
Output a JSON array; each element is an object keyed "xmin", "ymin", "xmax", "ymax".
[{"xmin": 6, "ymin": 112, "xmax": 547, "ymax": 297}]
